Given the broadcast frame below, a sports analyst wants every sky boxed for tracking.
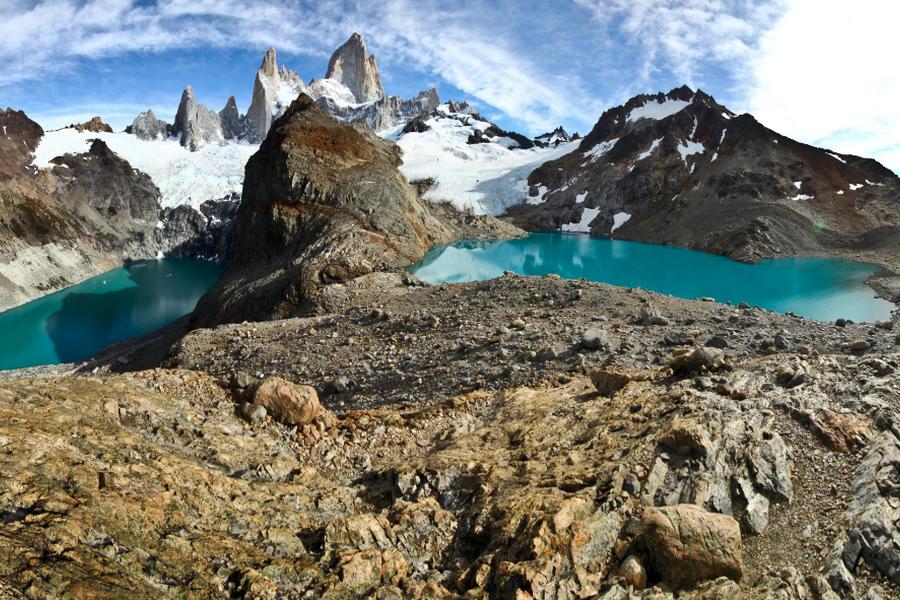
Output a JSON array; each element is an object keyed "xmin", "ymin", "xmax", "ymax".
[{"xmin": 1, "ymin": 0, "xmax": 899, "ymax": 172}]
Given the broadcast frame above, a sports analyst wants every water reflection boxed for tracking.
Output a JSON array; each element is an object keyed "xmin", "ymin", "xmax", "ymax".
[
  {"xmin": 0, "ymin": 259, "xmax": 221, "ymax": 370},
  {"xmin": 411, "ymin": 233, "xmax": 894, "ymax": 322}
]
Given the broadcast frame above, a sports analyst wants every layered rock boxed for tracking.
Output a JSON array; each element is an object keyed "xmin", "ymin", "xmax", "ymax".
[
  {"xmin": 193, "ymin": 94, "xmax": 518, "ymax": 325},
  {"xmin": 324, "ymin": 32, "xmax": 385, "ymax": 103},
  {"xmin": 508, "ymin": 85, "xmax": 900, "ymax": 262},
  {"xmin": 126, "ymin": 109, "xmax": 171, "ymax": 140}
]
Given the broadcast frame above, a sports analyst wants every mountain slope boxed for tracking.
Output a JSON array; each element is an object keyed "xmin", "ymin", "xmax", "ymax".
[
  {"xmin": 0, "ymin": 109, "xmax": 162, "ymax": 311},
  {"xmin": 507, "ymin": 86, "xmax": 900, "ymax": 261}
]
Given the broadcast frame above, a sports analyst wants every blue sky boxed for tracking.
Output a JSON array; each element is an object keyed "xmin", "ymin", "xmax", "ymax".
[{"xmin": 2, "ymin": 0, "xmax": 899, "ymax": 171}]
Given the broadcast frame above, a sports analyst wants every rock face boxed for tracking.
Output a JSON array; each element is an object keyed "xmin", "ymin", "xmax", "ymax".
[
  {"xmin": 641, "ymin": 504, "xmax": 743, "ymax": 589},
  {"xmin": 126, "ymin": 109, "xmax": 171, "ymax": 140},
  {"xmin": 219, "ymin": 96, "xmax": 242, "ymax": 140},
  {"xmin": 324, "ymin": 32, "xmax": 385, "ymax": 103},
  {"xmin": 508, "ymin": 85, "xmax": 900, "ymax": 262},
  {"xmin": 173, "ymin": 85, "xmax": 225, "ymax": 151},
  {"xmin": 315, "ymin": 87, "xmax": 441, "ymax": 131},
  {"xmin": 194, "ymin": 94, "xmax": 515, "ymax": 325},
  {"xmin": 156, "ymin": 197, "xmax": 238, "ymax": 260},
  {"xmin": 245, "ymin": 47, "xmax": 306, "ymax": 142},
  {"xmin": 49, "ymin": 139, "xmax": 160, "ymax": 258}
]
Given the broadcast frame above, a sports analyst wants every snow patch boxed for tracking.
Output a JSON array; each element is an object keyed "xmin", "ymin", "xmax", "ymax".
[
  {"xmin": 836, "ymin": 190, "xmax": 845, "ymax": 195},
  {"xmin": 793, "ymin": 181, "xmax": 802, "ymax": 189},
  {"xmin": 582, "ymin": 138, "xmax": 618, "ymax": 163},
  {"xmin": 865, "ymin": 179, "xmax": 885, "ymax": 187},
  {"xmin": 575, "ymin": 191, "xmax": 588, "ymax": 204},
  {"xmin": 32, "ymin": 129, "xmax": 257, "ymax": 210},
  {"xmin": 710, "ymin": 153, "xmax": 718, "ymax": 162},
  {"xmin": 826, "ymin": 151, "xmax": 846, "ymax": 164},
  {"xmin": 677, "ymin": 139, "xmax": 705, "ymax": 163},
  {"xmin": 561, "ymin": 207, "xmax": 600, "ymax": 233},
  {"xmin": 527, "ymin": 185, "xmax": 550, "ymax": 205},
  {"xmin": 718, "ymin": 129, "xmax": 727, "ymax": 146},
  {"xmin": 722, "ymin": 112, "xmax": 732, "ymax": 120},
  {"xmin": 788, "ymin": 194, "xmax": 814, "ymax": 201},
  {"xmin": 637, "ymin": 138, "xmax": 663, "ymax": 161},
  {"xmin": 611, "ymin": 212, "xmax": 631, "ymax": 233},
  {"xmin": 626, "ymin": 98, "xmax": 690, "ymax": 123},
  {"xmin": 849, "ymin": 183, "xmax": 864, "ymax": 191}
]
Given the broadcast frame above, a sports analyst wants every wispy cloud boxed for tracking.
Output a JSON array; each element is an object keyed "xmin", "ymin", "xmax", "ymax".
[{"xmin": 574, "ymin": 0, "xmax": 786, "ymax": 89}]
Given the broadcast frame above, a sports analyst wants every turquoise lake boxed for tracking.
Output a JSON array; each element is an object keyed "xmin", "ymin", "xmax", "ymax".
[
  {"xmin": 0, "ymin": 259, "xmax": 221, "ymax": 371},
  {"xmin": 411, "ymin": 233, "xmax": 895, "ymax": 323}
]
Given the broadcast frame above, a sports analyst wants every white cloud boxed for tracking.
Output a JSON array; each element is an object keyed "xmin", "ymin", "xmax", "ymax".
[
  {"xmin": 575, "ymin": 0, "xmax": 786, "ymax": 86},
  {"xmin": 744, "ymin": 0, "xmax": 900, "ymax": 171}
]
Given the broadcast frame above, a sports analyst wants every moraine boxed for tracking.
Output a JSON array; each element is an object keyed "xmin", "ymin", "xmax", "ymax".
[
  {"xmin": 411, "ymin": 232, "xmax": 895, "ymax": 322},
  {"xmin": 0, "ymin": 259, "xmax": 221, "ymax": 370}
]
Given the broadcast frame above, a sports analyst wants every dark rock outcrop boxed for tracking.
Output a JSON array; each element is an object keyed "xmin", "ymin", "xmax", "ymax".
[
  {"xmin": 157, "ymin": 197, "xmax": 238, "ymax": 260},
  {"xmin": 219, "ymin": 96, "xmax": 242, "ymax": 140},
  {"xmin": 193, "ymin": 94, "xmax": 518, "ymax": 325},
  {"xmin": 508, "ymin": 86, "xmax": 900, "ymax": 262},
  {"xmin": 49, "ymin": 139, "xmax": 160, "ymax": 259},
  {"xmin": 0, "ymin": 109, "xmax": 167, "ymax": 309}
]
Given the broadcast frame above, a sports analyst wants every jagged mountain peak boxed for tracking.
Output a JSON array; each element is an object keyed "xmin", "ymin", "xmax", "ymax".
[
  {"xmin": 260, "ymin": 47, "xmax": 278, "ymax": 76},
  {"xmin": 325, "ymin": 32, "xmax": 384, "ymax": 103}
]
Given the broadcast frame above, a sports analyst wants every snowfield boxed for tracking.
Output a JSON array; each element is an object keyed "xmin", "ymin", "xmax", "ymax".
[
  {"xmin": 626, "ymin": 98, "xmax": 690, "ymax": 123},
  {"xmin": 387, "ymin": 106, "xmax": 579, "ymax": 215},
  {"xmin": 32, "ymin": 129, "xmax": 258, "ymax": 210}
]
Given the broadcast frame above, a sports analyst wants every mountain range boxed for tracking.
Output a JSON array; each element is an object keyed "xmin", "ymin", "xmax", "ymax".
[{"xmin": 1, "ymin": 33, "xmax": 899, "ymax": 313}]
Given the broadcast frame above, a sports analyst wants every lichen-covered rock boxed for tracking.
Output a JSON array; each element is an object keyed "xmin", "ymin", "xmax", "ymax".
[
  {"xmin": 253, "ymin": 377, "xmax": 325, "ymax": 426},
  {"xmin": 641, "ymin": 504, "xmax": 743, "ymax": 589}
]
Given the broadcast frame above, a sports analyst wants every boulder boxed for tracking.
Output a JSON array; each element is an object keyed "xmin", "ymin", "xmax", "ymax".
[
  {"xmin": 659, "ymin": 418, "xmax": 712, "ymax": 456},
  {"xmin": 641, "ymin": 504, "xmax": 743, "ymax": 589},
  {"xmin": 669, "ymin": 347, "xmax": 726, "ymax": 375},
  {"xmin": 253, "ymin": 377, "xmax": 325, "ymax": 426},
  {"xmin": 581, "ymin": 327, "xmax": 612, "ymax": 351},
  {"xmin": 590, "ymin": 368, "xmax": 632, "ymax": 396}
]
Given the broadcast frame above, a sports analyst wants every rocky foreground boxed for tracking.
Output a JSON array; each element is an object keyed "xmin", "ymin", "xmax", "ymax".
[{"xmin": 2, "ymin": 276, "xmax": 899, "ymax": 599}]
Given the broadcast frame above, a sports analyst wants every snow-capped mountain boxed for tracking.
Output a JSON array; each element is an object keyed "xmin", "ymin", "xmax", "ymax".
[
  {"xmin": 389, "ymin": 103, "xmax": 580, "ymax": 215},
  {"xmin": 126, "ymin": 33, "xmax": 437, "ymax": 152},
  {"xmin": 507, "ymin": 86, "xmax": 900, "ymax": 261}
]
